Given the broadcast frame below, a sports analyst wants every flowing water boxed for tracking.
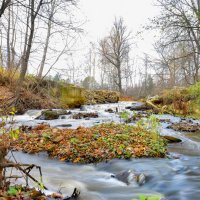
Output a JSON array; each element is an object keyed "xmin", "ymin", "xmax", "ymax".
[{"xmin": 6, "ymin": 102, "xmax": 200, "ymax": 200}]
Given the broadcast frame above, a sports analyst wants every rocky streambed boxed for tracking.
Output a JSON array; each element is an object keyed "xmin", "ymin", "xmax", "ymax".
[{"xmin": 4, "ymin": 102, "xmax": 200, "ymax": 200}]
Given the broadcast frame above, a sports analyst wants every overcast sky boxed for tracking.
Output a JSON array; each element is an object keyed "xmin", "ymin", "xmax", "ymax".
[
  {"xmin": 47, "ymin": 0, "xmax": 161, "ymax": 80},
  {"xmin": 78, "ymin": 0, "xmax": 160, "ymax": 55}
]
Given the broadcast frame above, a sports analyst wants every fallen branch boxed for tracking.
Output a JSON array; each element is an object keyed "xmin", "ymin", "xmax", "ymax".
[
  {"xmin": 0, "ymin": 162, "xmax": 48, "ymax": 190},
  {"xmin": 64, "ymin": 188, "xmax": 80, "ymax": 200},
  {"xmin": 146, "ymin": 100, "xmax": 171, "ymax": 114}
]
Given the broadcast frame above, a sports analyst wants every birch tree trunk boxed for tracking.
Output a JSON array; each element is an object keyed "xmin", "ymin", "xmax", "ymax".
[
  {"xmin": 6, "ymin": 6, "xmax": 11, "ymax": 70},
  {"xmin": 18, "ymin": 0, "xmax": 43, "ymax": 87},
  {"xmin": 38, "ymin": 0, "xmax": 55, "ymax": 78}
]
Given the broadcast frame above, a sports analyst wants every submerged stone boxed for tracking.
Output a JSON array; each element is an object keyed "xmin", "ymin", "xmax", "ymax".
[
  {"xmin": 162, "ymin": 136, "xmax": 182, "ymax": 143},
  {"xmin": 56, "ymin": 124, "xmax": 72, "ymax": 128}
]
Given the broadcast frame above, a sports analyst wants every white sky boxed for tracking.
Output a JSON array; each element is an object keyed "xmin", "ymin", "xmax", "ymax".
[
  {"xmin": 45, "ymin": 0, "xmax": 161, "ymax": 80},
  {"xmin": 78, "ymin": 0, "xmax": 160, "ymax": 55}
]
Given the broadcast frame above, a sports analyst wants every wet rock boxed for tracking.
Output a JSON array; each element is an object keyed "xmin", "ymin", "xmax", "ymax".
[
  {"xmin": 55, "ymin": 124, "xmax": 72, "ymax": 128},
  {"xmin": 125, "ymin": 106, "xmax": 132, "ymax": 109},
  {"xmin": 37, "ymin": 110, "xmax": 71, "ymax": 120},
  {"xmin": 80, "ymin": 105, "xmax": 87, "ymax": 111},
  {"xmin": 159, "ymin": 119, "xmax": 171, "ymax": 123},
  {"xmin": 166, "ymin": 152, "xmax": 181, "ymax": 159},
  {"xmin": 129, "ymin": 104, "xmax": 153, "ymax": 111},
  {"xmin": 60, "ymin": 116, "xmax": 66, "ymax": 119},
  {"xmin": 162, "ymin": 135, "xmax": 182, "ymax": 143},
  {"xmin": 168, "ymin": 122, "xmax": 200, "ymax": 132},
  {"xmin": 72, "ymin": 112, "xmax": 98, "ymax": 119},
  {"xmin": 105, "ymin": 108, "xmax": 115, "ymax": 113},
  {"xmin": 125, "ymin": 112, "xmax": 150, "ymax": 123},
  {"xmin": 136, "ymin": 173, "xmax": 146, "ymax": 185},
  {"xmin": 182, "ymin": 118, "xmax": 193, "ymax": 123},
  {"xmin": 19, "ymin": 125, "xmax": 32, "ymax": 132},
  {"xmin": 112, "ymin": 170, "xmax": 146, "ymax": 185}
]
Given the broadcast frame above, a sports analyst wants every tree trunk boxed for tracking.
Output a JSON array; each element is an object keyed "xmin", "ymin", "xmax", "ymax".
[
  {"xmin": 6, "ymin": 6, "xmax": 11, "ymax": 70},
  {"xmin": 38, "ymin": 0, "xmax": 55, "ymax": 78},
  {"xmin": 18, "ymin": 0, "xmax": 35, "ymax": 86},
  {"xmin": 37, "ymin": 23, "xmax": 51, "ymax": 78},
  {"xmin": 117, "ymin": 66, "xmax": 123, "ymax": 94},
  {"xmin": 0, "ymin": 145, "xmax": 7, "ymax": 188},
  {"xmin": 18, "ymin": 0, "xmax": 43, "ymax": 87}
]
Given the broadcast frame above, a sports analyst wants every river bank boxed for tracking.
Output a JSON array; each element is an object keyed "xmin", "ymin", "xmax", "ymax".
[
  {"xmin": 146, "ymin": 82, "xmax": 200, "ymax": 119},
  {"xmin": 0, "ymin": 70, "xmax": 120, "ymax": 114}
]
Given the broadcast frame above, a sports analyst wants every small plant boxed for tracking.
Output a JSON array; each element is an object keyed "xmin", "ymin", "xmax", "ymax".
[
  {"xmin": 0, "ymin": 107, "xmax": 20, "ymax": 189},
  {"xmin": 120, "ymin": 111, "xmax": 130, "ymax": 121},
  {"xmin": 136, "ymin": 115, "xmax": 161, "ymax": 140},
  {"xmin": 7, "ymin": 185, "xmax": 22, "ymax": 196},
  {"xmin": 148, "ymin": 115, "xmax": 161, "ymax": 134},
  {"xmin": 132, "ymin": 194, "xmax": 164, "ymax": 200},
  {"xmin": 135, "ymin": 115, "xmax": 166, "ymax": 156},
  {"xmin": 70, "ymin": 137, "xmax": 79, "ymax": 144},
  {"xmin": 42, "ymin": 132, "xmax": 51, "ymax": 140},
  {"xmin": 37, "ymin": 177, "xmax": 45, "ymax": 191},
  {"xmin": 8, "ymin": 107, "xmax": 20, "ymax": 139}
]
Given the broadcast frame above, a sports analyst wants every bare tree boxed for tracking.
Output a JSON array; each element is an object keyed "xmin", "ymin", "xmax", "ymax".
[
  {"xmin": 99, "ymin": 17, "xmax": 131, "ymax": 93},
  {"xmin": 152, "ymin": 0, "xmax": 200, "ymax": 83},
  {"xmin": 18, "ymin": 0, "xmax": 44, "ymax": 86},
  {"xmin": 37, "ymin": 0, "xmax": 78, "ymax": 78},
  {"xmin": 37, "ymin": 0, "xmax": 55, "ymax": 78}
]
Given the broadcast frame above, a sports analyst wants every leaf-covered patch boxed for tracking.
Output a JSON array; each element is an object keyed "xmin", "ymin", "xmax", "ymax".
[
  {"xmin": 0, "ymin": 184, "xmax": 76, "ymax": 199},
  {"xmin": 5, "ymin": 123, "xmax": 167, "ymax": 163},
  {"xmin": 0, "ymin": 185, "xmax": 45, "ymax": 199}
]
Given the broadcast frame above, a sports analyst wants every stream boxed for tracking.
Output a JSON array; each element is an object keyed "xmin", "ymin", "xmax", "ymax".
[{"xmin": 6, "ymin": 102, "xmax": 200, "ymax": 200}]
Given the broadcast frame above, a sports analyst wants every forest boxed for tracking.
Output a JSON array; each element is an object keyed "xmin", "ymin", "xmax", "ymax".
[{"xmin": 0, "ymin": 0, "xmax": 200, "ymax": 200}]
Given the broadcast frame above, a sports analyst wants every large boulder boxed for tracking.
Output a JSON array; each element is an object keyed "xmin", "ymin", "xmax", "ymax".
[{"xmin": 37, "ymin": 109, "xmax": 71, "ymax": 120}]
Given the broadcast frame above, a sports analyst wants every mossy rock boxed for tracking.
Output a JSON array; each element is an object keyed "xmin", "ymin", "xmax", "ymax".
[
  {"xmin": 162, "ymin": 135, "xmax": 182, "ymax": 143},
  {"xmin": 59, "ymin": 85, "xmax": 85, "ymax": 108},
  {"xmin": 37, "ymin": 109, "xmax": 69, "ymax": 120},
  {"xmin": 129, "ymin": 104, "xmax": 153, "ymax": 111}
]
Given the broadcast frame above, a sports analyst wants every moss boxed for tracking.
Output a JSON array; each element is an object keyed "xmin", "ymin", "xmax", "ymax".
[
  {"xmin": 59, "ymin": 85, "xmax": 85, "ymax": 108},
  {"xmin": 38, "ymin": 110, "xmax": 70, "ymax": 120}
]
